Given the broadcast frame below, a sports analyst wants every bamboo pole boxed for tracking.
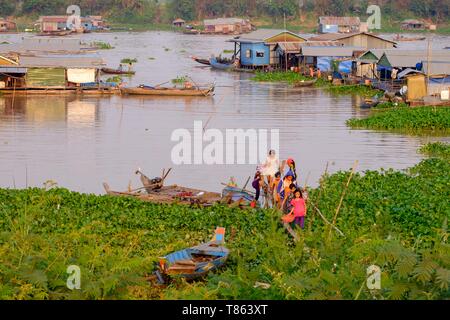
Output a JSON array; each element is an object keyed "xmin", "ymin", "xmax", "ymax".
[
  {"xmin": 327, "ymin": 160, "xmax": 358, "ymax": 240},
  {"xmin": 308, "ymin": 162, "xmax": 328, "ymax": 230}
]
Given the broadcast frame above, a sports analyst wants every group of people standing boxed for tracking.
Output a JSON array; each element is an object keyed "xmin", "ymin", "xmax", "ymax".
[{"xmin": 251, "ymin": 150, "xmax": 307, "ymax": 229}]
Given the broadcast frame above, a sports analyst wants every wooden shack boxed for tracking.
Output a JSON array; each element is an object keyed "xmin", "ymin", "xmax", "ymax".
[
  {"xmin": 0, "ymin": 18, "xmax": 16, "ymax": 32},
  {"xmin": 318, "ymin": 16, "xmax": 361, "ymax": 34},
  {"xmin": 204, "ymin": 18, "xmax": 252, "ymax": 34}
]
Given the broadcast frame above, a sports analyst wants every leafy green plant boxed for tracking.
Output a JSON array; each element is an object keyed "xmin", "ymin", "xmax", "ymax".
[
  {"xmin": 251, "ymin": 71, "xmax": 314, "ymax": 84},
  {"xmin": 105, "ymin": 76, "xmax": 122, "ymax": 83},
  {"xmin": 171, "ymin": 75, "xmax": 188, "ymax": 84},
  {"xmin": 91, "ymin": 41, "xmax": 114, "ymax": 49},
  {"xmin": 120, "ymin": 58, "xmax": 138, "ymax": 65}
]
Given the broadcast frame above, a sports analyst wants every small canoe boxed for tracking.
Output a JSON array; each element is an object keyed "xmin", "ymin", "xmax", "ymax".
[
  {"xmin": 155, "ymin": 227, "xmax": 229, "ymax": 283},
  {"xmin": 210, "ymin": 57, "xmax": 235, "ymax": 71},
  {"xmin": 120, "ymin": 85, "xmax": 214, "ymax": 97},
  {"xmin": 192, "ymin": 57, "xmax": 211, "ymax": 66},
  {"xmin": 293, "ymin": 79, "xmax": 317, "ymax": 87},
  {"xmin": 360, "ymin": 99, "xmax": 379, "ymax": 109},
  {"xmin": 101, "ymin": 68, "xmax": 136, "ymax": 75}
]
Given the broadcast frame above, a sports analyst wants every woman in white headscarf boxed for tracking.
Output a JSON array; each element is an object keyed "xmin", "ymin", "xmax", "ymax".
[{"xmin": 260, "ymin": 149, "xmax": 279, "ymax": 188}]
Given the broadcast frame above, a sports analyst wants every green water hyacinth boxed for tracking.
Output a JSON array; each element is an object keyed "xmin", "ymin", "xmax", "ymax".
[
  {"xmin": 0, "ymin": 158, "xmax": 448, "ymax": 300},
  {"xmin": 347, "ymin": 106, "xmax": 450, "ymax": 135}
]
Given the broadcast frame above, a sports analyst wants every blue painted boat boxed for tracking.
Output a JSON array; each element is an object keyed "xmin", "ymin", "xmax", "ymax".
[
  {"xmin": 155, "ymin": 227, "xmax": 229, "ymax": 283},
  {"xmin": 222, "ymin": 186, "xmax": 255, "ymax": 203},
  {"xmin": 209, "ymin": 57, "xmax": 235, "ymax": 71}
]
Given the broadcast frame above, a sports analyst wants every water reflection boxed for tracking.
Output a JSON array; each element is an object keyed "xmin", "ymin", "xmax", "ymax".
[{"xmin": 0, "ymin": 31, "xmax": 449, "ymax": 194}]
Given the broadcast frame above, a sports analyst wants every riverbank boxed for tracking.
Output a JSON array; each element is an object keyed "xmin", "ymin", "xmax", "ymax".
[
  {"xmin": 8, "ymin": 14, "xmax": 450, "ymax": 34},
  {"xmin": 0, "ymin": 155, "xmax": 448, "ymax": 300},
  {"xmin": 347, "ymin": 106, "xmax": 450, "ymax": 135}
]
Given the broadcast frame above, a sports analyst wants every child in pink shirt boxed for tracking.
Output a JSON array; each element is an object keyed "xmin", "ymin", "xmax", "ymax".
[{"xmin": 289, "ymin": 189, "xmax": 306, "ymax": 229}]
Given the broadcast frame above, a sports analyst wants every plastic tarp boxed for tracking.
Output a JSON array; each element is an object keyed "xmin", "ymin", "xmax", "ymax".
[
  {"xmin": 428, "ymin": 76, "xmax": 450, "ymax": 85},
  {"xmin": 317, "ymin": 57, "xmax": 352, "ymax": 73},
  {"xmin": 67, "ymin": 68, "xmax": 96, "ymax": 84}
]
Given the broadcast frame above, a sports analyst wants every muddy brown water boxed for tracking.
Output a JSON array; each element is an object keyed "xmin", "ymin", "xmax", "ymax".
[{"xmin": 0, "ymin": 32, "xmax": 449, "ymax": 193}]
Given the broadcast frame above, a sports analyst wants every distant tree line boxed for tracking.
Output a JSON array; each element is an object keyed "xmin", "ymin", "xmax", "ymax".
[
  {"xmin": 0, "ymin": 0, "xmax": 448, "ymax": 24},
  {"xmin": 167, "ymin": 0, "xmax": 449, "ymax": 22}
]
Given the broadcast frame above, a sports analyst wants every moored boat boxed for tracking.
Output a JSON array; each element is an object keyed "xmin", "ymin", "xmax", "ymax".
[
  {"xmin": 360, "ymin": 98, "xmax": 379, "ymax": 109},
  {"xmin": 221, "ymin": 185, "xmax": 255, "ymax": 204},
  {"xmin": 154, "ymin": 227, "xmax": 229, "ymax": 284},
  {"xmin": 191, "ymin": 56, "xmax": 211, "ymax": 66},
  {"xmin": 393, "ymin": 34, "xmax": 426, "ymax": 41},
  {"xmin": 293, "ymin": 79, "xmax": 317, "ymax": 87},
  {"xmin": 101, "ymin": 67, "xmax": 136, "ymax": 75},
  {"xmin": 120, "ymin": 84, "xmax": 215, "ymax": 96},
  {"xmin": 209, "ymin": 57, "xmax": 235, "ymax": 71},
  {"xmin": 103, "ymin": 168, "xmax": 222, "ymax": 206},
  {"xmin": 37, "ymin": 30, "xmax": 73, "ymax": 36}
]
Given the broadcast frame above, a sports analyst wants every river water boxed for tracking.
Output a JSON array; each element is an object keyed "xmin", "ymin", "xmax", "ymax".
[{"xmin": 0, "ymin": 32, "xmax": 448, "ymax": 193}]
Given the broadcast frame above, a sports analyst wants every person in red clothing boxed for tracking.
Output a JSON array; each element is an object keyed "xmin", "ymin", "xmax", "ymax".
[{"xmin": 289, "ymin": 189, "xmax": 306, "ymax": 229}]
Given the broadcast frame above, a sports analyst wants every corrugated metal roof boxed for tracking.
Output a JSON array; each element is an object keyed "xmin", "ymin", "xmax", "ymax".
[
  {"xmin": 309, "ymin": 32, "xmax": 396, "ymax": 44},
  {"xmin": 379, "ymin": 49, "xmax": 450, "ymax": 68},
  {"xmin": 319, "ymin": 16, "xmax": 360, "ymax": 26},
  {"xmin": 302, "ymin": 41, "xmax": 343, "ymax": 47},
  {"xmin": 397, "ymin": 68, "xmax": 423, "ymax": 78},
  {"xmin": 422, "ymin": 61, "xmax": 450, "ymax": 76},
  {"xmin": 0, "ymin": 37, "xmax": 82, "ymax": 54},
  {"xmin": 19, "ymin": 54, "xmax": 105, "ymax": 68},
  {"xmin": 276, "ymin": 42, "xmax": 302, "ymax": 53},
  {"xmin": 301, "ymin": 46, "xmax": 364, "ymax": 57},
  {"xmin": 0, "ymin": 67, "xmax": 27, "ymax": 73},
  {"xmin": 401, "ymin": 19, "xmax": 424, "ymax": 24},
  {"xmin": 204, "ymin": 18, "xmax": 247, "ymax": 25},
  {"xmin": 231, "ymin": 29, "xmax": 306, "ymax": 43}
]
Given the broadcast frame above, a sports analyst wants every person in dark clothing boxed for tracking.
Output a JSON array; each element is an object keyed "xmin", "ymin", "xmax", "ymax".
[{"xmin": 252, "ymin": 171, "xmax": 262, "ymax": 201}]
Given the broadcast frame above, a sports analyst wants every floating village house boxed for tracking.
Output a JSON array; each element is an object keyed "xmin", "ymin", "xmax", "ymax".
[
  {"xmin": 37, "ymin": 16, "xmax": 105, "ymax": 32},
  {"xmin": 38, "ymin": 16, "xmax": 70, "ymax": 32},
  {"xmin": 204, "ymin": 18, "xmax": 253, "ymax": 35},
  {"xmin": 229, "ymin": 29, "xmax": 307, "ymax": 69},
  {"xmin": 309, "ymin": 32, "xmax": 396, "ymax": 50},
  {"xmin": 0, "ymin": 18, "xmax": 16, "ymax": 32},
  {"xmin": 0, "ymin": 38, "xmax": 105, "ymax": 89},
  {"xmin": 400, "ymin": 19, "xmax": 426, "ymax": 31},
  {"xmin": 318, "ymin": 16, "xmax": 361, "ymax": 34},
  {"xmin": 172, "ymin": 18, "xmax": 186, "ymax": 27}
]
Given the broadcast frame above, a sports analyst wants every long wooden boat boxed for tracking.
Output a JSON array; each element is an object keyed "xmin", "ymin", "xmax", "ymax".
[
  {"xmin": 120, "ymin": 85, "xmax": 215, "ymax": 97},
  {"xmin": 393, "ymin": 35, "xmax": 426, "ymax": 41},
  {"xmin": 101, "ymin": 67, "xmax": 136, "ymax": 75},
  {"xmin": 104, "ymin": 169, "xmax": 221, "ymax": 206},
  {"xmin": 37, "ymin": 30, "xmax": 73, "ymax": 36},
  {"xmin": 209, "ymin": 57, "xmax": 235, "ymax": 71},
  {"xmin": 192, "ymin": 57, "xmax": 211, "ymax": 66},
  {"xmin": 154, "ymin": 227, "xmax": 229, "ymax": 284},
  {"xmin": 293, "ymin": 79, "xmax": 317, "ymax": 87}
]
